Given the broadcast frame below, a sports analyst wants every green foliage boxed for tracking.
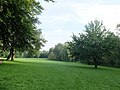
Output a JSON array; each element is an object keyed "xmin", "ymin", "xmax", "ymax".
[
  {"xmin": 0, "ymin": 0, "xmax": 49, "ymax": 60},
  {"xmin": 44, "ymin": 0, "xmax": 55, "ymax": 2},
  {"xmin": 60, "ymin": 44, "xmax": 69, "ymax": 61},
  {"xmin": 0, "ymin": 50, "xmax": 8, "ymax": 58},
  {"xmin": 48, "ymin": 43, "xmax": 69, "ymax": 61},
  {"xmin": 67, "ymin": 20, "xmax": 120, "ymax": 68},
  {"xmin": 39, "ymin": 50, "xmax": 49, "ymax": 58},
  {"xmin": 48, "ymin": 52, "xmax": 56, "ymax": 60},
  {"xmin": 0, "ymin": 58, "xmax": 120, "ymax": 90},
  {"xmin": 102, "ymin": 32, "xmax": 120, "ymax": 67}
]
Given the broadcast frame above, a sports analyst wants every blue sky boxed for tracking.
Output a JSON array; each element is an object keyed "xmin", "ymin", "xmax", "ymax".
[{"xmin": 37, "ymin": 0, "xmax": 120, "ymax": 50}]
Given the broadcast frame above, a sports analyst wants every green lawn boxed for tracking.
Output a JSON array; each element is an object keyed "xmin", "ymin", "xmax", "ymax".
[{"xmin": 0, "ymin": 58, "xmax": 120, "ymax": 90}]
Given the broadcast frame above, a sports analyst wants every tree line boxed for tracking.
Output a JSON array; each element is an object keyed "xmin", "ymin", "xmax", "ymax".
[
  {"xmin": 47, "ymin": 20, "xmax": 120, "ymax": 68},
  {"xmin": 4, "ymin": 19, "xmax": 119, "ymax": 68}
]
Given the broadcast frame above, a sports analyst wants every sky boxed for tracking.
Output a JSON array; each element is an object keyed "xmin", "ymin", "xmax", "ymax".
[{"xmin": 37, "ymin": 0, "xmax": 120, "ymax": 50}]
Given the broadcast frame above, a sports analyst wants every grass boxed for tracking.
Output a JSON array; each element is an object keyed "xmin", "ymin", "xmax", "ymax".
[{"xmin": 0, "ymin": 58, "xmax": 120, "ymax": 90}]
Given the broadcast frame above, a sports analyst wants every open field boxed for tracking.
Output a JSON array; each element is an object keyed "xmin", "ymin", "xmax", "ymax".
[{"xmin": 0, "ymin": 58, "xmax": 120, "ymax": 90}]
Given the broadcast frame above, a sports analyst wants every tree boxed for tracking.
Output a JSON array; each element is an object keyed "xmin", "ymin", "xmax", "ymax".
[
  {"xmin": 84, "ymin": 20, "xmax": 108, "ymax": 68},
  {"xmin": 39, "ymin": 50, "xmax": 49, "ymax": 58},
  {"xmin": 0, "ymin": 0, "xmax": 52, "ymax": 60},
  {"xmin": 48, "ymin": 47, "xmax": 56, "ymax": 60},
  {"xmin": 103, "ymin": 32, "xmax": 120, "ymax": 67},
  {"xmin": 106, "ymin": 24, "xmax": 120, "ymax": 67},
  {"xmin": 67, "ymin": 33, "xmax": 87, "ymax": 62},
  {"xmin": 48, "ymin": 43, "xmax": 69, "ymax": 61},
  {"xmin": 60, "ymin": 44, "xmax": 69, "ymax": 61},
  {"xmin": 68, "ymin": 20, "xmax": 108, "ymax": 68}
]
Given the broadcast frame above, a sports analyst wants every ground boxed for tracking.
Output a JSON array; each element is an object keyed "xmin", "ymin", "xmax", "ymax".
[{"xmin": 0, "ymin": 58, "xmax": 120, "ymax": 90}]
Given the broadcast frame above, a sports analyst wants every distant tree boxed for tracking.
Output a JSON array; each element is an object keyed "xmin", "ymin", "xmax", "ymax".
[
  {"xmin": 48, "ymin": 47, "xmax": 56, "ymax": 60},
  {"xmin": 48, "ymin": 43, "xmax": 69, "ymax": 61},
  {"xmin": 39, "ymin": 50, "xmax": 49, "ymax": 58},
  {"xmin": 54, "ymin": 43, "xmax": 63, "ymax": 60},
  {"xmin": 48, "ymin": 52, "xmax": 56, "ymax": 60},
  {"xmin": 60, "ymin": 44, "xmax": 69, "ymax": 61}
]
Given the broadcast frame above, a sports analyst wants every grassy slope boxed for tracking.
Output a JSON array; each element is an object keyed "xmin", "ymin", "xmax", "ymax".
[{"xmin": 0, "ymin": 58, "xmax": 120, "ymax": 90}]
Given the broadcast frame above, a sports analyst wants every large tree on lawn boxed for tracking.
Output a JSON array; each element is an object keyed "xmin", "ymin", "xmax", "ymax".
[
  {"xmin": 0, "ymin": 0, "xmax": 52, "ymax": 60},
  {"xmin": 84, "ymin": 20, "xmax": 108, "ymax": 68},
  {"xmin": 68, "ymin": 20, "xmax": 108, "ymax": 68}
]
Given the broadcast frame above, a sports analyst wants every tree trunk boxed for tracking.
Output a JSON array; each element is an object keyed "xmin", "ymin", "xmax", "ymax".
[
  {"xmin": 11, "ymin": 48, "xmax": 15, "ymax": 61},
  {"xmin": 95, "ymin": 63, "xmax": 97, "ymax": 68},
  {"xmin": 94, "ymin": 57, "xmax": 98, "ymax": 68},
  {"xmin": 6, "ymin": 48, "xmax": 15, "ymax": 61},
  {"xmin": 6, "ymin": 52, "xmax": 11, "ymax": 60}
]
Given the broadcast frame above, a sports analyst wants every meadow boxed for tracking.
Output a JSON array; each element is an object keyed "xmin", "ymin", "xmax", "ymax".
[{"xmin": 0, "ymin": 58, "xmax": 120, "ymax": 90}]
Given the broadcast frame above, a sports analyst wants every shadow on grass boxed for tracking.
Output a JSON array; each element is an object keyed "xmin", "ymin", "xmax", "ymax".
[
  {"xmin": 1, "ymin": 60, "xmax": 53, "ymax": 67},
  {"xmin": 1, "ymin": 59, "xmax": 116, "ymax": 72},
  {"xmin": 1, "ymin": 61, "xmax": 24, "ymax": 66},
  {"xmin": 0, "ymin": 59, "xmax": 7, "ymax": 61},
  {"xmin": 66, "ymin": 64, "xmax": 113, "ymax": 71},
  {"xmin": 67, "ymin": 65, "xmax": 94, "ymax": 69}
]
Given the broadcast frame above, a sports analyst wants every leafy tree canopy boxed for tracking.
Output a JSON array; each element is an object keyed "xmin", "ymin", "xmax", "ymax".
[{"xmin": 0, "ymin": 0, "xmax": 52, "ymax": 60}]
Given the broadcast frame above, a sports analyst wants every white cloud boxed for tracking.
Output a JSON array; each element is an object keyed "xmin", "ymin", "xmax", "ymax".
[
  {"xmin": 38, "ymin": 0, "xmax": 120, "ymax": 50},
  {"xmin": 51, "ymin": 13, "xmax": 75, "ymax": 23},
  {"xmin": 54, "ymin": 29, "xmax": 64, "ymax": 33},
  {"xmin": 65, "ymin": 2, "xmax": 120, "ymax": 30},
  {"xmin": 42, "ymin": 0, "xmax": 120, "ymax": 30}
]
